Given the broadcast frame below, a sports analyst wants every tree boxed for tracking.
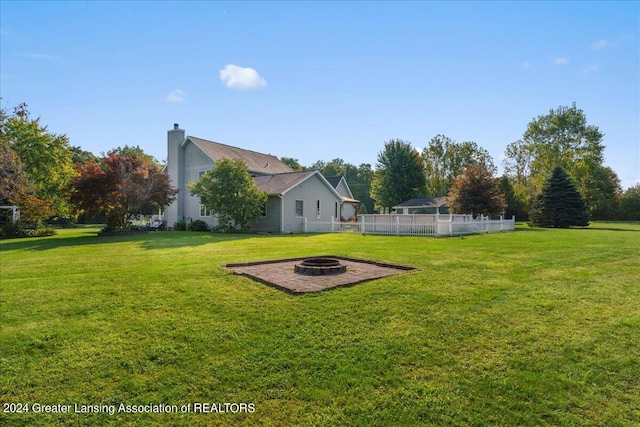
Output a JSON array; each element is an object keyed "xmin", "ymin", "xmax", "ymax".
[
  {"xmin": 370, "ymin": 139, "xmax": 426, "ymax": 211},
  {"xmin": 0, "ymin": 104, "xmax": 77, "ymax": 218},
  {"xmin": 307, "ymin": 158, "xmax": 374, "ymax": 214},
  {"xmin": 353, "ymin": 163, "xmax": 374, "ymax": 214},
  {"xmin": 71, "ymin": 146, "xmax": 98, "ymax": 165},
  {"xmin": 529, "ymin": 167, "xmax": 589, "ymax": 228},
  {"xmin": 619, "ymin": 184, "xmax": 640, "ymax": 221},
  {"xmin": 280, "ymin": 157, "xmax": 304, "ymax": 171},
  {"xmin": 1, "ymin": 131, "xmax": 55, "ymax": 227},
  {"xmin": 504, "ymin": 104, "xmax": 607, "ymax": 214},
  {"xmin": 447, "ymin": 165, "xmax": 506, "ymax": 216},
  {"xmin": 574, "ymin": 165, "xmax": 622, "ymax": 220},
  {"xmin": 499, "ymin": 176, "xmax": 528, "ymax": 220},
  {"xmin": 0, "ymin": 137, "xmax": 29, "ymax": 206},
  {"xmin": 422, "ymin": 135, "xmax": 496, "ymax": 197},
  {"xmin": 109, "ymin": 145, "xmax": 161, "ymax": 166},
  {"xmin": 70, "ymin": 151, "xmax": 177, "ymax": 229},
  {"xmin": 188, "ymin": 158, "xmax": 267, "ymax": 231}
]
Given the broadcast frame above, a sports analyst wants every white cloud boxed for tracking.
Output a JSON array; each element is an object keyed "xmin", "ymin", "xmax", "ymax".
[
  {"xmin": 219, "ymin": 64, "xmax": 267, "ymax": 90},
  {"xmin": 166, "ymin": 89, "xmax": 186, "ymax": 103},
  {"xmin": 583, "ymin": 64, "xmax": 599, "ymax": 73},
  {"xmin": 591, "ymin": 39, "xmax": 612, "ymax": 50},
  {"xmin": 553, "ymin": 57, "xmax": 569, "ymax": 65}
]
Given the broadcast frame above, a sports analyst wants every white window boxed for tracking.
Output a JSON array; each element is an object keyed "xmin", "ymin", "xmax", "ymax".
[
  {"xmin": 295, "ymin": 200, "xmax": 304, "ymax": 217},
  {"xmin": 335, "ymin": 201, "xmax": 339, "ymax": 219},
  {"xmin": 316, "ymin": 200, "xmax": 321, "ymax": 219},
  {"xmin": 261, "ymin": 203, "xmax": 267, "ymax": 217}
]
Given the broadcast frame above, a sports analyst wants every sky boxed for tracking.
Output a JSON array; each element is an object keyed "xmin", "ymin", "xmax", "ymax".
[{"xmin": 1, "ymin": 1, "xmax": 638, "ymax": 188}]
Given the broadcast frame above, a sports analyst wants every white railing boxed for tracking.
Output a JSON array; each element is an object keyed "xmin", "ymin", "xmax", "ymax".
[{"xmin": 303, "ymin": 214, "xmax": 515, "ymax": 237}]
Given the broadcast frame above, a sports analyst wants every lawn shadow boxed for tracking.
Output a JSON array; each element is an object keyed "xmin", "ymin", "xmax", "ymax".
[{"xmin": 0, "ymin": 230, "xmax": 260, "ymax": 252}]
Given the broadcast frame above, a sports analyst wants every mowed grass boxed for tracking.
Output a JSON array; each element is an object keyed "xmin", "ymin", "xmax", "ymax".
[{"xmin": 1, "ymin": 223, "xmax": 639, "ymax": 426}]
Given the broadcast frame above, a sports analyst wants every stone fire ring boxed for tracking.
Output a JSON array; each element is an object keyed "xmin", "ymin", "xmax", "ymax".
[{"xmin": 224, "ymin": 255, "xmax": 416, "ymax": 294}]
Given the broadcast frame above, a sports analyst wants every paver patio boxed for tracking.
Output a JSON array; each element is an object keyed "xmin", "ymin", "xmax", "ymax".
[{"xmin": 225, "ymin": 255, "xmax": 416, "ymax": 294}]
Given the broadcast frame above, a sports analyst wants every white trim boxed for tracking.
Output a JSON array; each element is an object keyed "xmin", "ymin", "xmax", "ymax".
[{"xmin": 295, "ymin": 200, "xmax": 304, "ymax": 217}]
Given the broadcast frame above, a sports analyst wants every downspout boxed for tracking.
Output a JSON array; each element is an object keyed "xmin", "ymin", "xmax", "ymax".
[{"xmin": 278, "ymin": 194, "xmax": 284, "ymax": 233}]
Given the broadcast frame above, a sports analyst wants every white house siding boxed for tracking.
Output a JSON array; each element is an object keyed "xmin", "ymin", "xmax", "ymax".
[
  {"xmin": 182, "ymin": 142, "xmax": 218, "ymax": 227},
  {"xmin": 282, "ymin": 174, "xmax": 342, "ymax": 233},
  {"xmin": 335, "ymin": 180, "xmax": 351, "ymax": 198},
  {"xmin": 333, "ymin": 178, "xmax": 357, "ymax": 219}
]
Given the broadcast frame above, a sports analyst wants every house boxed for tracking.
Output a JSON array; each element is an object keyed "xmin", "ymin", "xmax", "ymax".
[
  {"xmin": 165, "ymin": 124, "xmax": 358, "ymax": 233},
  {"xmin": 392, "ymin": 197, "xmax": 449, "ymax": 215},
  {"xmin": 325, "ymin": 176, "xmax": 359, "ymax": 220}
]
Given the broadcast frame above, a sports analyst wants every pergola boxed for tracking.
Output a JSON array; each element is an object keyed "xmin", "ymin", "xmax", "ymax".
[{"xmin": 0, "ymin": 205, "xmax": 20, "ymax": 225}]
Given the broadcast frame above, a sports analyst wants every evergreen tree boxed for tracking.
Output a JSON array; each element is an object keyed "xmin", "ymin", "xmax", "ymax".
[{"xmin": 529, "ymin": 167, "xmax": 589, "ymax": 228}]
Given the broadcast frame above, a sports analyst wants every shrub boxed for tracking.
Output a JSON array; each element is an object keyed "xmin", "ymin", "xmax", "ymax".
[
  {"xmin": 2, "ymin": 222, "xmax": 56, "ymax": 238},
  {"xmin": 188, "ymin": 220, "xmax": 209, "ymax": 232},
  {"xmin": 173, "ymin": 220, "xmax": 186, "ymax": 231},
  {"xmin": 211, "ymin": 224, "xmax": 239, "ymax": 233}
]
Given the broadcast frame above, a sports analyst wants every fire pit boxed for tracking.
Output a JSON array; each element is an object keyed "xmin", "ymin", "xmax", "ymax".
[{"xmin": 294, "ymin": 257, "xmax": 347, "ymax": 276}]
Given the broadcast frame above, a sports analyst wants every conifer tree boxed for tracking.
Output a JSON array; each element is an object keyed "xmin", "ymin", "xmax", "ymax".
[{"xmin": 529, "ymin": 167, "xmax": 589, "ymax": 228}]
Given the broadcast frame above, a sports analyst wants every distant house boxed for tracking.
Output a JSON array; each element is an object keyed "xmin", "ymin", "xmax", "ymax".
[
  {"xmin": 165, "ymin": 124, "xmax": 357, "ymax": 233},
  {"xmin": 393, "ymin": 197, "xmax": 449, "ymax": 215}
]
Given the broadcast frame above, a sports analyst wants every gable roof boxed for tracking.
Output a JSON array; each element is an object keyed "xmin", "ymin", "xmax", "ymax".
[
  {"xmin": 393, "ymin": 197, "xmax": 448, "ymax": 209},
  {"xmin": 325, "ymin": 177, "xmax": 343, "ymax": 188},
  {"xmin": 254, "ymin": 170, "xmax": 344, "ymax": 200},
  {"xmin": 254, "ymin": 171, "xmax": 316, "ymax": 194},
  {"xmin": 326, "ymin": 176, "xmax": 355, "ymax": 199},
  {"xmin": 186, "ymin": 136, "xmax": 293, "ymax": 175}
]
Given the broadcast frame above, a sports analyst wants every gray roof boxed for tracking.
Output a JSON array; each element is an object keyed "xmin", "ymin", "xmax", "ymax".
[
  {"xmin": 187, "ymin": 136, "xmax": 293, "ymax": 175},
  {"xmin": 393, "ymin": 197, "xmax": 448, "ymax": 208},
  {"xmin": 253, "ymin": 171, "xmax": 316, "ymax": 195},
  {"xmin": 325, "ymin": 176, "xmax": 343, "ymax": 188}
]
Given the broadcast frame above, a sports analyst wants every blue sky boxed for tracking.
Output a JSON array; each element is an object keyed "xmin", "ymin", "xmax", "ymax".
[{"xmin": 2, "ymin": 1, "xmax": 638, "ymax": 188}]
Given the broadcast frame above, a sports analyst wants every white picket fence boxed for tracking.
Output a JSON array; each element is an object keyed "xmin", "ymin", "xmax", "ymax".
[{"xmin": 304, "ymin": 214, "xmax": 515, "ymax": 237}]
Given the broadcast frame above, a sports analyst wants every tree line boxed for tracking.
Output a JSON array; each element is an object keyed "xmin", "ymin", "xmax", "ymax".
[
  {"xmin": 1, "ymin": 102, "xmax": 639, "ymax": 237},
  {"xmin": 288, "ymin": 103, "xmax": 638, "ymax": 223}
]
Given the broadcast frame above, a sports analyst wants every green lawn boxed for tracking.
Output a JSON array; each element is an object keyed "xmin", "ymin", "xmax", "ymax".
[{"xmin": 1, "ymin": 223, "xmax": 639, "ymax": 426}]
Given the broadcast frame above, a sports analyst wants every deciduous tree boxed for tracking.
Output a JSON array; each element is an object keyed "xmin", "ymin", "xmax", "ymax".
[
  {"xmin": 0, "ymin": 105, "xmax": 76, "ymax": 218},
  {"xmin": 188, "ymin": 158, "xmax": 267, "ymax": 231},
  {"xmin": 280, "ymin": 157, "xmax": 304, "ymax": 171},
  {"xmin": 447, "ymin": 165, "xmax": 506, "ymax": 216},
  {"xmin": 619, "ymin": 184, "xmax": 640, "ymax": 221},
  {"xmin": 70, "ymin": 152, "xmax": 177, "ymax": 228},
  {"xmin": 0, "ymin": 137, "xmax": 29, "ymax": 206},
  {"xmin": 504, "ymin": 103, "xmax": 607, "ymax": 217},
  {"xmin": 423, "ymin": 135, "xmax": 496, "ymax": 197},
  {"xmin": 371, "ymin": 139, "xmax": 425, "ymax": 211}
]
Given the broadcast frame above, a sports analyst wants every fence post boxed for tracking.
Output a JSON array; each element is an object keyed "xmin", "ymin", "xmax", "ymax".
[
  {"xmin": 331, "ymin": 216, "xmax": 335, "ymax": 233},
  {"xmin": 303, "ymin": 217, "xmax": 308, "ymax": 233},
  {"xmin": 449, "ymin": 213, "xmax": 453, "ymax": 236},
  {"xmin": 395, "ymin": 215, "xmax": 400, "ymax": 235},
  {"xmin": 360, "ymin": 215, "xmax": 365, "ymax": 234}
]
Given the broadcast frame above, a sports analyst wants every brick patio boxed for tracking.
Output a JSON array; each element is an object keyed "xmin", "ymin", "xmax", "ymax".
[{"xmin": 225, "ymin": 255, "xmax": 415, "ymax": 294}]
